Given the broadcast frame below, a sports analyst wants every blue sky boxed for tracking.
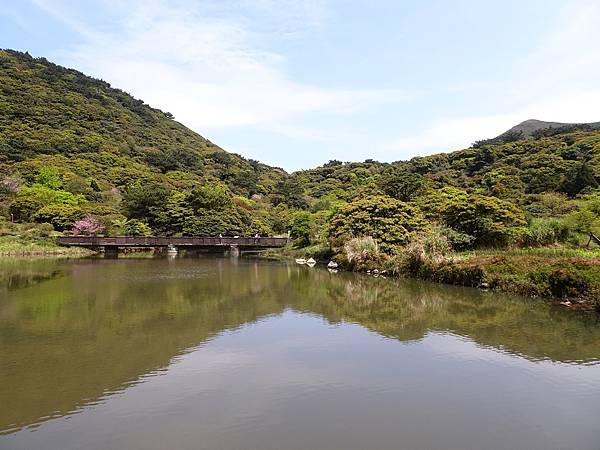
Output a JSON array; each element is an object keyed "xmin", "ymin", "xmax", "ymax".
[{"xmin": 2, "ymin": 0, "xmax": 600, "ymax": 170}]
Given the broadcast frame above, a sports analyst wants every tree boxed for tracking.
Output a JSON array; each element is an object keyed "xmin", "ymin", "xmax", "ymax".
[
  {"xmin": 272, "ymin": 178, "xmax": 307, "ymax": 209},
  {"xmin": 560, "ymin": 163, "xmax": 598, "ymax": 197},
  {"xmin": 152, "ymin": 191, "xmax": 193, "ymax": 235},
  {"xmin": 290, "ymin": 211, "xmax": 312, "ymax": 247},
  {"xmin": 71, "ymin": 215, "xmax": 105, "ymax": 235},
  {"xmin": 188, "ymin": 182, "xmax": 232, "ymax": 211},
  {"xmin": 122, "ymin": 181, "xmax": 169, "ymax": 225},
  {"xmin": 440, "ymin": 194, "xmax": 527, "ymax": 248},
  {"xmin": 329, "ymin": 195, "xmax": 428, "ymax": 250},
  {"xmin": 34, "ymin": 204, "xmax": 84, "ymax": 230},
  {"xmin": 378, "ymin": 168, "xmax": 428, "ymax": 201},
  {"xmin": 9, "ymin": 184, "xmax": 86, "ymax": 222},
  {"xmin": 123, "ymin": 219, "xmax": 152, "ymax": 236}
]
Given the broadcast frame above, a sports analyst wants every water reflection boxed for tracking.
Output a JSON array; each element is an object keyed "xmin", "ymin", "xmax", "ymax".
[
  {"xmin": 1, "ymin": 258, "xmax": 599, "ymax": 449},
  {"xmin": 0, "ymin": 258, "xmax": 66, "ymax": 292}
]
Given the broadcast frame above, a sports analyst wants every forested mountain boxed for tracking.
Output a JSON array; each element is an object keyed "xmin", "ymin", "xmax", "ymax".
[
  {"xmin": 1, "ymin": 49, "xmax": 600, "ymax": 256},
  {"xmin": 0, "ymin": 49, "xmax": 286, "ymax": 235},
  {"xmin": 293, "ymin": 122, "xmax": 600, "ymax": 202},
  {"xmin": 3, "ymin": 49, "xmax": 600, "ymax": 300}
]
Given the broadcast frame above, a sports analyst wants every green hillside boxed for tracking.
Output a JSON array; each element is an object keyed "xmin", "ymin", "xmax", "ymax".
[
  {"xmin": 0, "ymin": 49, "xmax": 285, "ymax": 236},
  {"xmin": 1, "ymin": 49, "xmax": 600, "ymax": 303}
]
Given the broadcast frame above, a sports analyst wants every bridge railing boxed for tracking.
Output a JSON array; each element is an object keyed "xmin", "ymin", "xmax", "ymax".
[{"xmin": 57, "ymin": 236, "xmax": 289, "ymax": 247}]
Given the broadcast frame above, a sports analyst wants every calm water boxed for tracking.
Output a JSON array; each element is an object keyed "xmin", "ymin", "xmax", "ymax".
[{"xmin": 1, "ymin": 257, "xmax": 600, "ymax": 450}]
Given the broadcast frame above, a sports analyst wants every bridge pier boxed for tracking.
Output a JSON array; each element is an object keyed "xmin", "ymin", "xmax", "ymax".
[
  {"xmin": 104, "ymin": 246, "xmax": 119, "ymax": 258},
  {"xmin": 228, "ymin": 245, "xmax": 240, "ymax": 258},
  {"xmin": 167, "ymin": 244, "xmax": 178, "ymax": 257}
]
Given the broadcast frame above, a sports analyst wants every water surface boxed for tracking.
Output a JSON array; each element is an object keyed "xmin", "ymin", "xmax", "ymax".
[{"xmin": 1, "ymin": 257, "xmax": 599, "ymax": 450}]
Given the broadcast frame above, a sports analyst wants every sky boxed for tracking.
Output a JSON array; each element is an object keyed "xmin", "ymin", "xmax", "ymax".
[{"xmin": 1, "ymin": 0, "xmax": 600, "ymax": 171}]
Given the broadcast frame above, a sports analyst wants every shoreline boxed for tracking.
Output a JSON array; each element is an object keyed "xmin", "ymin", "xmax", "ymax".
[
  {"xmin": 263, "ymin": 247, "xmax": 600, "ymax": 311},
  {"xmin": 0, "ymin": 247, "xmax": 96, "ymax": 258},
  {"xmin": 4, "ymin": 243, "xmax": 598, "ymax": 311}
]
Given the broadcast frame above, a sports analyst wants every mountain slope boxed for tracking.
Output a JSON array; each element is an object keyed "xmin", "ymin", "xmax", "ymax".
[
  {"xmin": 0, "ymin": 49, "xmax": 285, "ymax": 197},
  {"xmin": 502, "ymin": 119, "xmax": 600, "ymax": 138},
  {"xmin": 292, "ymin": 124, "xmax": 600, "ymax": 202},
  {"xmin": 1, "ymin": 49, "xmax": 600, "ymax": 242}
]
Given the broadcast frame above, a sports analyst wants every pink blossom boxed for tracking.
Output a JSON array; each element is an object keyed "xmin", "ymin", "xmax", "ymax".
[
  {"xmin": 2, "ymin": 176, "xmax": 20, "ymax": 193},
  {"xmin": 71, "ymin": 215, "xmax": 105, "ymax": 235}
]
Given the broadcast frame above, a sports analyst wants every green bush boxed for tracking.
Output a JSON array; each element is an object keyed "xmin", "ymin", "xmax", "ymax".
[
  {"xmin": 123, "ymin": 219, "xmax": 152, "ymax": 236},
  {"xmin": 290, "ymin": 211, "xmax": 312, "ymax": 247},
  {"xmin": 33, "ymin": 204, "xmax": 84, "ymax": 230},
  {"xmin": 441, "ymin": 194, "xmax": 527, "ymax": 248},
  {"xmin": 517, "ymin": 218, "xmax": 571, "ymax": 247},
  {"xmin": 329, "ymin": 195, "xmax": 428, "ymax": 251},
  {"xmin": 9, "ymin": 184, "xmax": 86, "ymax": 221}
]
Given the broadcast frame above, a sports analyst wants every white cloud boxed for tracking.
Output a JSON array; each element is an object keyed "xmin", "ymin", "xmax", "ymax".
[
  {"xmin": 29, "ymin": 0, "xmax": 409, "ymax": 132},
  {"xmin": 20, "ymin": 0, "xmax": 600, "ymax": 168},
  {"xmin": 386, "ymin": 2, "xmax": 600, "ymax": 157},
  {"xmin": 386, "ymin": 89, "xmax": 600, "ymax": 155}
]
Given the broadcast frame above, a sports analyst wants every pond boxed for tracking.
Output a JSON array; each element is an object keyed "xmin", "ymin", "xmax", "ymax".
[{"xmin": 1, "ymin": 257, "xmax": 599, "ymax": 450}]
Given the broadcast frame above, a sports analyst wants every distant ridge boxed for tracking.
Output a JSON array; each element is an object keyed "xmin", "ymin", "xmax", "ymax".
[
  {"xmin": 501, "ymin": 119, "xmax": 600, "ymax": 138},
  {"xmin": 472, "ymin": 119, "xmax": 600, "ymax": 148}
]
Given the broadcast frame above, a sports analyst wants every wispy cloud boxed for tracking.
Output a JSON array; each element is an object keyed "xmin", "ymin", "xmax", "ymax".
[
  {"xmin": 385, "ymin": 1, "xmax": 600, "ymax": 157},
  {"xmin": 28, "ymin": 0, "xmax": 410, "ymax": 133}
]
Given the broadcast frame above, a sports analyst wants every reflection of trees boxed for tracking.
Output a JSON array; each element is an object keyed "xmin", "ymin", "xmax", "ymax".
[
  {"xmin": 0, "ymin": 259, "xmax": 289, "ymax": 433},
  {"xmin": 284, "ymin": 269, "xmax": 600, "ymax": 363},
  {"xmin": 0, "ymin": 259, "xmax": 65, "ymax": 292},
  {"xmin": 1, "ymin": 259, "xmax": 599, "ymax": 433}
]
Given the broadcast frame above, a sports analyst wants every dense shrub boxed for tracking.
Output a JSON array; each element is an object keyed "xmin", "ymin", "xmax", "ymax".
[
  {"xmin": 290, "ymin": 211, "xmax": 312, "ymax": 247},
  {"xmin": 123, "ymin": 219, "xmax": 152, "ymax": 236},
  {"xmin": 440, "ymin": 194, "xmax": 527, "ymax": 248},
  {"xmin": 329, "ymin": 195, "xmax": 428, "ymax": 251},
  {"xmin": 517, "ymin": 219, "xmax": 571, "ymax": 247},
  {"xmin": 33, "ymin": 204, "xmax": 84, "ymax": 230}
]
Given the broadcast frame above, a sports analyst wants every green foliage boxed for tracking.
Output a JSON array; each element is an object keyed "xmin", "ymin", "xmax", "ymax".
[
  {"xmin": 560, "ymin": 163, "xmax": 598, "ymax": 197},
  {"xmin": 290, "ymin": 211, "xmax": 312, "ymax": 247},
  {"xmin": 123, "ymin": 219, "xmax": 152, "ymax": 236},
  {"xmin": 524, "ymin": 192, "xmax": 574, "ymax": 217},
  {"xmin": 329, "ymin": 195, "xmax": 428, "ymax": 250},
  {"xmin": 272, "ymin": 178, "xmax": 307, "ymax": 208},
  {"xmin": 35, "ymin": 167, "xmax": 63, "ymax": 189},
  {"xmin": 9, "ymin": 184, "xmax": 86, "ymax": 222},
  {"xmin": 440, "ymin": 194, "xmax": 527, "ymax": 248},
  {"xmin": 188, "ymin": 182, "xmax": 232, "ymax": 211},
  {"xmin": 564, "ymin": 190, "xmax": 600, "ymax": 235},
  {"xmin": 377, "ymin": 168, "xmax": 427, "ymax": 201},
  {"xmin": 0, "ymin": 49, "xmax": 285, "ymax": 210},
  {"xmin": 516, "ymin": 218, "xmax": 571, "ymax": 247},
  {"xmin": 33, "ymin": 204, "xmax": 84, "ymax": 231},
  {"xmin": 122, "ymin": 181, "xmax": 169, "ymax": 225}
]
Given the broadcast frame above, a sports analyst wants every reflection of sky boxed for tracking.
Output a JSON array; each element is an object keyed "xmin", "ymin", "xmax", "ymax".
[{"xmin": 4, "ymin": 310, "xmax": 600, "ymax": 450}]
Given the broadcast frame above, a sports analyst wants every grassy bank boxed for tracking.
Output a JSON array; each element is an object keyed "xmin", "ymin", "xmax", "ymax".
[
  {"xmin": 0, "ymin": 223, "xmax": 95, "ymax": 257},
  {"xmin": 401, "ymin": 250, "xmax": 600, "ymax": 306},
  {"xmin": 270, "ymin": 241, "xmax": 600, "ymax": 309}
]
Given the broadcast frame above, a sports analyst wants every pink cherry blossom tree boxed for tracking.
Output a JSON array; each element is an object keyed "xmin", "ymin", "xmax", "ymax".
[{"xmin": 71, "ymin": 215, "xmax": 105, "ymax": 235}]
